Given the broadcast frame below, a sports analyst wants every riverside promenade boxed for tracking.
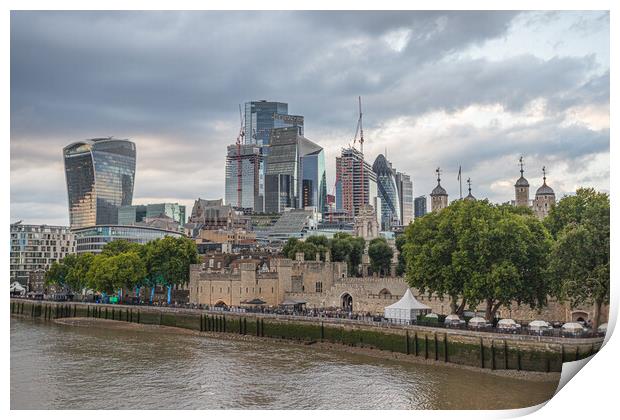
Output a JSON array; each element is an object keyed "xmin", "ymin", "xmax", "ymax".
[{"xmin": 11, "ymin": 298, "xmax": 604, "ymax": 373}]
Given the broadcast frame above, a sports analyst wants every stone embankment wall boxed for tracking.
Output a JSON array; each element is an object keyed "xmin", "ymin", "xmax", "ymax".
[{"xmin": 11, "ymin": 299, "xmax": 604, "ymax": 373}]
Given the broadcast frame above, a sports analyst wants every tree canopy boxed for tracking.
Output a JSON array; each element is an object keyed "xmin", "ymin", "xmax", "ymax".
[
  {"xmin": 368, "ymin": 237, "xmax": 394, "ymax": 276},
  {"xmin": 546, "ymin": 189, "xmax": 609, "ymax": 328},
  {"xmin": 403, "ymin": 199, "xmax": 551, "ymax": 319}
]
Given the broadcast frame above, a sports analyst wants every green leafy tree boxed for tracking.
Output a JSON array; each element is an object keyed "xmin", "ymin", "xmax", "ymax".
[
  {"xmin": 65, "ymin": 253, "xmax": 95, "ymax": 293},
  {"xmin": 101, "ymin": 239, "xmax": 143, "ymax": 257},
  {"xmin": 329, "ymin": 233, "xmax": 353, "ymax": 263},
  {"xmin": 144, "ymin": 236, "xmax": 199, "ymax": 303},
  {"xmin": 347, "ymin": 236, "xmax": 366, "ymax": 277},
  {"xmin": 403, "ymin": 200, "xmax": 551, "ymax": 318},
  {"xmin": 547, "ymin": 189, "xmax": 609, "ymax": 328},
  {"xmin": 87, "ymin": 254, "xmax": 118, "ymax": 294},
  {"xmin": 395, "ymin": 234, "xmax": 406, "ymax": 276},
  {"xmin": 368, "ymin": 237, "xmax": 394, "ymax": 276},
  {"xmin": 282, "ymin": 238, "xmax": 299, "ymax": 259},
  {"xmin": 45, "ymin": 259, "xmax": 70, "ymax": 287}
]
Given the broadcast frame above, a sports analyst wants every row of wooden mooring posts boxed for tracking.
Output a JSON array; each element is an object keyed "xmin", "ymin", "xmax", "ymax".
[{"xmin": 11, "ymin": 300, "xmax": 598, "ymax": 373}]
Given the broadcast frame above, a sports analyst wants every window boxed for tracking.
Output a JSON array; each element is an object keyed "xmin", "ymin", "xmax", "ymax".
[{"xmin": 315, "ymin": 282, "xmax": 322, "ymax": 293}]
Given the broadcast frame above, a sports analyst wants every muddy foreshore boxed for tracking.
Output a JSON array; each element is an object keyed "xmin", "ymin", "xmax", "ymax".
[{"xmin": 53, "ymin": 317, "xmax": 561, "ymax": 383}]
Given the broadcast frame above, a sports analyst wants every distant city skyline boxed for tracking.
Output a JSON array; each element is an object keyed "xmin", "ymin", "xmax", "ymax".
[{"xmin": 11, "ymin": 11, "xmax": 609, "ymax": 225}]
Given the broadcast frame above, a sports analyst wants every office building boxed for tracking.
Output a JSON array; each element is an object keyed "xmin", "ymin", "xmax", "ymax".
[
  {"xmin": 63, "ymin": 137, "xmax": 136, "ymax": 229},
  {"xmin": 264, "ymin": 127, "xmax": 326, "ymax": 214},
  {"xmin": 244, "ymin": 100, "xmax": 303, "ymax": 146},
  {"xmin": 372, "ymin": 154, "xmax": 401, "ymax": 230},
  {"xmin": 118, "ymin": 203, "xmax": 186, "ymax": 226},
  {"xmin": 414, "ymin": 196, "xmax": 427, "ymax": 218},
  {"xmin": 224, "ymin": 144, "xmax": 265, "ymax": 211},
  {"xmin": 335, "ymin": 147, "xmax": 378, "ymax": 218},
  {"xmin": 10, "ymin": 222, "xmax": 75, "ymax": 286},
  {"xmin": 396, "ymin": 171, "xmax": 414, "ymax": 225},
  {"xmin": 73, "ymin": 225, "xmax": 184, "ymax": 254}
]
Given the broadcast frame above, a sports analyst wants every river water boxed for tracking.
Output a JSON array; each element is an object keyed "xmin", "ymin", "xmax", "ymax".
[{"xmin": 10, "ymin": 317, "xmax": 559, "ymax": 410}]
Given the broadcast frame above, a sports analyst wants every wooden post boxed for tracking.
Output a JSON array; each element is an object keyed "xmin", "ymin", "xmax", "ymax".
[
  {"xmin": 434, "ymin": 333, "xmax": 438, "ymax": 361},
  {"xmin": 425, "ymin": 335, "xmax": 428, "ymax": 359},
  {"xmin": 491, "ymin": 340, "xmax": 496, "ymax": 370},
  {"xmin": 414, "ymin": 332, "xmax": 418, "ymax": 356},
  {"xmin": 406, "ymin": 331, "xmax": 410, "ymax": 355},
  {"xmin": 504, "ymin": 340, "xmax": 508, "ymax": 370},
  {"xmin": 561, "ymin": 344, "xmax": 565, "ymax": 364},
  {"xmin": 517, "ymin": 347, "xmax": 521, "ymax": 371},
  {"xmin": 480, "ymin": 338, "xmax": 484, "ymax": 369},
  {"xmin": 444, "ymin": 334, "xmax": 448, "ymax": 363},
  {"xmin": 320, "ymin": 322, "xmax": 324, "ymax": 341}
]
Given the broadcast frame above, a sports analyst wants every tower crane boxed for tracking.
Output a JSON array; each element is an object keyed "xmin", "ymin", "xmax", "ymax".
[{"xmin": 236, "ymin": 104, "xmax": 245, "ymax": 209}]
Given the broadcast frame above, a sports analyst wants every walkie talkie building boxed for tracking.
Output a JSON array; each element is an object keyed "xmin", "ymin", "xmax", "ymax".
[{"xmin": 63, "ymin": 138, "xmax": 136, "ymax": 229}]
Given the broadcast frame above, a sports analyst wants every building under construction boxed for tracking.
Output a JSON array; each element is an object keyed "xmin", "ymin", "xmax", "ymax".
[
  {"xmin": 224, "ymin": 144, "xmax": 264, "ymax": 212},
  {"xmin": 335, "ymin": 147, "xmax": 379, "ymax": 218}
]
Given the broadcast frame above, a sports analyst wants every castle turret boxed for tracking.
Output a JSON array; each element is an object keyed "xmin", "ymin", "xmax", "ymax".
[
  {"xmin": 533, "ymin": 166, "xmax": 555, "ymax": 219},
  {"xmin": 463, "ymin": 177, "xmax": 476, "ymax": 201},
  {"xmin": 514, "ymin": 156, "xmax": 530, "ymax": 207},
  {"xmin": 430, "ymin": 167, "xmax": 448, "ymax": 212}
]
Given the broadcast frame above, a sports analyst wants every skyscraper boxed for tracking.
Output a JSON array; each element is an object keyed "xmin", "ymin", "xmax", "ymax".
[
  {"xmin": 264, "ymin": 127, "xmax": 326, "ymax": 214},
  {"xmin": 414, "ymin": 196, "xmax": 427, "ymax": 218},
  {"xmin": 396, "ymin": 171, "xmax": 414, "ymax": 226},
  {"xmin": 244, "ymin": 100, "xmax": 304, "ymax": 146},
  {"xmin": 335, "ymin": 147, "xmax": 378, "ymax": 218},
  {"xmin": 224, "ymin": 144, "xmax": 264, "ymax": 211},
  {"xmin": 63, "ymin": 137, "xmax": 136, "ymax": 229},
  {"xmin": 372, "ymin": 154, "xmax": 401, "ymax": 230}
]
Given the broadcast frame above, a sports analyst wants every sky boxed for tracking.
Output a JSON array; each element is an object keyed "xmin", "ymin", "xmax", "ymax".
[{"xmin": 10, "ymin": 10, "xmax": 610, "ymax": 226}]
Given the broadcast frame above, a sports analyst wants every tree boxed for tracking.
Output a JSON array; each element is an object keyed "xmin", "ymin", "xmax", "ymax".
[
  {"xmin": 395, "ymin": 234, "xmax": 406, "ymax": 276},
  {"xmin": 547, "ymin": 189, "xmax": 610, "ymax": 328},
  {"xmin": 347, "ymin": 236, "xmax": 366, "ymax": 277},
  {"xmin": 403, "ymin": 199, "xmax": 551, "ymax": 318},
  {"xmin": 368, "ymin": 237, "xmax": 393, "ymax": 276},
  {"xmin": 545, "ymin": 188, "xmax": 609, "ymax": 238},
  {"xmin": 45, "ymin": 259, "xmax": 69, "ymax": 287},
  {"xmin": 282, "ymin": 238, "xmax": 299, "ymax": 259},
  {"xmin": 64, "ymin": 253, "xmax": 95, "ymax": 293},
  {"xmin": 87, "ymin": 254, "xmax": 118, "ymax": 295},
  {"xmin": 144, "ymin": 236, "xmax": 199, "ymax": 303},
  {"xmin": 329, "ymin": 233, "xmax": 352, "ymax": 263},
  {"xmin": 101, "ymin": 240, "xmax": 143, "ymax": 257}
]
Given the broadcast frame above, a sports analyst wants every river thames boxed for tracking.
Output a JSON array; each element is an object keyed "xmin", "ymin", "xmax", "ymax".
[{"xmin": 11, "ymin": 317, "xmax": 559, "ymax": 410}]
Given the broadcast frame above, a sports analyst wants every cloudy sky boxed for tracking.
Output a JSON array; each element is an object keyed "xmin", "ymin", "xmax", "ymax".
[{"xmin": 10, "ymin": 11, "xmax": 609, "ymax": 225}]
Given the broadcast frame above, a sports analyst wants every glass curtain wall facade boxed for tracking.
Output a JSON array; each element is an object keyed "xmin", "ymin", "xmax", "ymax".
[
  {"xmin": 63, "ymin": 138, "xmax": 136, "ymax": 229},
  {"xmin": 73, "ymin": 225, "xmax": 184, "ymax": 254},
  {"xmin": 264, "ymin": 127, "xmax": 327, "ymax": 215},
  {"xmin": 372, "ymin": 154, "xmax": 401, "ymax": 230},
  {"xmin": 396, "ymin": 172, "xmax": 414, "ymax": 226},
  {"xmin": 414, "ymin": 195, "xmax": 427, "ymax": 218},
  {"xmin": 224, "ymin": 144, "xmax": 264, "ymax": 211}
]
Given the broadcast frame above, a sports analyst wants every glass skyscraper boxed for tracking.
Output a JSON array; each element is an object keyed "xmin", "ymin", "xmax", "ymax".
[
  {"xmin": 264, "ymin": 127, "xmax": 326, "ymax": 214},
  {"xmin": 414, "ymin": 195, "xmax": 427, "ymax": 219},
  {"xmin": 244, "ymin": 100, "xmax": 303, "ymax": 146},
  {"xmin": 224, "ymin": 144, "xmax": 264, "ymax": 211},
  {"xmin": 63, "ymin": 138, "xmax": 136, "ymax": 229},
  {"xmin": 372, "ymin": 154, "xmax": 401, "ymax": 230},
  {"xmin": 396, "ymin": 171, "xmax": 414, "ymax": 226}
]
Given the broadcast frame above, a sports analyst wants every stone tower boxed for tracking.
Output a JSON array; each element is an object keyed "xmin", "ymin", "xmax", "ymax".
[
  {"xmin": 463, "ymin": 177, "xmax": 476, "ymax": 201},
  {"xmin": 430, "ymin": 167, "xmax": 448, "ymax": 212},
  {"xmin": 514, "ymin": 156, "xmax": 530, "ymax": 207},
  {"xmin": 533, "ymin": 166, "xmax": 556, "ymax": 219}
]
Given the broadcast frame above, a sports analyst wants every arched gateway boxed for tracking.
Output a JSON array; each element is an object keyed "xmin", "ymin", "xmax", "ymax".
[{"xmin": 341, "ymin": 293, "xmax": 353, "ymax": 311}]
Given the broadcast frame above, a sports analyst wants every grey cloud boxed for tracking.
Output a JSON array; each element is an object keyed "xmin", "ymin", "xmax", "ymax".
[{"xmin": 10, "ymin": 11, "xmax": 609, "ymax": 224}]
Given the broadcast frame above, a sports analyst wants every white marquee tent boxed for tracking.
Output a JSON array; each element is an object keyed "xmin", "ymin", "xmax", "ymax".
[{"xmin": 384, "ymin": 289, "xmax": 431, "ymax": 323}]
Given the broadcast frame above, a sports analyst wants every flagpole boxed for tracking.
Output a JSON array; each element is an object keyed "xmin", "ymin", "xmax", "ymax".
[{"xmin": 458, "ymin": 166, "xmax": 462, "ymax": 199}]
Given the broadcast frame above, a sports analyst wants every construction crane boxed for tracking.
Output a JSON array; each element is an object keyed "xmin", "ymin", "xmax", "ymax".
[
  {"xmin": 352, "ymin": 96, "xmax": 365, "ymax": 212},
  {"xmin": 236, "ymin": 104, "xmax": 245, "ymax": 209}
]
